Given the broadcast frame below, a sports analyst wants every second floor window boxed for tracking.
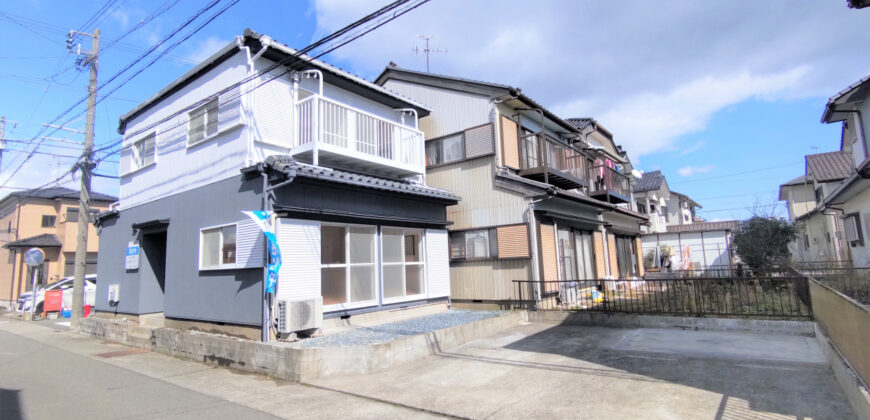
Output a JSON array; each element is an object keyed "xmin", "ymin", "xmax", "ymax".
[
  {"xmin": 426, "ymin": 134, "xmax": 464, "ymax": 166},
  {"xmin": 41, "ymin": 215, "xmax": 56, "ymax": 228},
  {"xmin": 131, "ymin": 133, "xmax": 156, "ymax": 170},
  {"xmin": 188, "ymin": 98, "xmax": 219, "ymax": 146}
]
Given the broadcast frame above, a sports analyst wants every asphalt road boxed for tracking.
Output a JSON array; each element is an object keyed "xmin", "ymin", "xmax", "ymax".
[
  {"xmin": 0, "ymin": 318, "xmax": 440, "ymax": 420},
  {"xmin": 0, "ymin": 324, "xmax": 278, "ymax": 420}
]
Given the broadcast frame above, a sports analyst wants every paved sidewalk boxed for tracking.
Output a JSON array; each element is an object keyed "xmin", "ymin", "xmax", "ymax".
[{"xmin": 0, "ymin": 320, "xmax": 441, "ymax": 420}]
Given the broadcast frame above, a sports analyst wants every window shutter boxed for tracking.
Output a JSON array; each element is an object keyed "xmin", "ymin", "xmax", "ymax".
[
  {"xmin": 219, "ymin": 86, "xmax": 241, "ymax": 131},
  {"xmin": 497, "ymin": 225, "xmax": 530, "ymax": 258},
  {"xmin": 188, "ymin": 111, "xmax": 205, "ymax": 144},
  {"xmin": 426, "ymin": 229, "xmax": 450, "ymax": 298},
  {"xmin": 276, "ymin": 219, "xmax": 321, "ymax": 301},
  {"xmin": 235, "ymin": 218, "xmax": 264, "ymax": 268},
  {"xmin": 539, "ymin": 223, "xmax": 559, "ymax": 291},
  {"xmin": 500, "ymin": 116, "xmax": 519, "ymax": 168},
  {"xmin": 465, "ymin": 124, "xmax": 494, "ymax": 158}
]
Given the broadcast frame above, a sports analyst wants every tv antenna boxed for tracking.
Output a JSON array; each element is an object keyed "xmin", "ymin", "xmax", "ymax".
[{"xmin": 412, "ymin": 35, "xmax": 446, "ymax": 73}]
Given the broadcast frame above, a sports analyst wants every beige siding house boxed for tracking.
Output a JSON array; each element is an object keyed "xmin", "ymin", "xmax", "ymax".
[
  {"xmin": 0, "ymin": 187, "xmax": 116, "ymax": 308},
  {"xmin": 376, "ymin": 65, "xmax": 647, "ymax": 306}
]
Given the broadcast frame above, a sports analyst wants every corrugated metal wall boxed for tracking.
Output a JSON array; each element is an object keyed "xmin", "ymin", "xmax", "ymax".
[
  {"xmin": 380, "ymin": 80, "xmax": 492, "ymax": 138},
  {"xmin": 426, "ymin": 158, "xmax": 527, "ymax": 230},
  {"xmin": 449, "ymin": 259, "xmax": 530, "ymax": 300}
]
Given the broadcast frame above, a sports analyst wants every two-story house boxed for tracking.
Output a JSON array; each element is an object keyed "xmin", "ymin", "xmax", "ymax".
[
  {"xmin": 93, "ymin": 30, "xmax": 459, "ymax": 340},
  {"xmin": 0, "ymin": 187, "xmax": 116, "ymax": 308},
  {"xmin": 634, "ymin": 170, "xmax": 737, "ymax": 271},
  {"xmin": 782, "ymin": 73, "xmax": 870, "ymax": 266},
  {"xmin": 779, "ymin": 151, "xmax": 852, "ymax": 264},
  {"xmin": 374, "ymin": 64, "xmax": 647, "ymax": 308}
]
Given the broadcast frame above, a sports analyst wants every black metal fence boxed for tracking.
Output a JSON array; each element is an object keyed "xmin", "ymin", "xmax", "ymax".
[
  {"xmin": 794, "ymin": 266, "xmax": 870, "ymax": 305},
  {"xmin": 512, "ymin": 276, "xmax": 813, "ymax": 319}
]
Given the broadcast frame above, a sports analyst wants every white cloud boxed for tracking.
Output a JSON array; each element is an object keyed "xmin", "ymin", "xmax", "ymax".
[
  {"xmin": 681, "ymin": 141, "xmax": 705, "ymax": 156},
  {"xmin": 188, "ymin": 37, "xmax": 229, "ymax": 64},
  {"xmin": 311, "ymin": 1, "xmax": 870, "ymax": 161},
  {"xmin": 678, "ymin": 165, "xmax": 714, "ymax": 177},
  {"xmin": 111, "ymin": 10, "xmax": 130, "ymax": 29}
]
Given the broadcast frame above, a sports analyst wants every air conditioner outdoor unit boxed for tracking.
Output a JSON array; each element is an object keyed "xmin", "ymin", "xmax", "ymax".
[{"xmin": 276, "ymin": 297, "xmax": 323, "ymax": 333}]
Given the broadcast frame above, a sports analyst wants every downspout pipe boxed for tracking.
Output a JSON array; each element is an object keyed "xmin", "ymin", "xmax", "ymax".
[{"xmin": 257, "ymin": 162, "xmax": 296, "ymax": 342}]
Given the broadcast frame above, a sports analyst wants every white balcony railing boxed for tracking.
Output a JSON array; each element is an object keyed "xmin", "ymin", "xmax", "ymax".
[{"xmin": 295, "ymin": 95, "xmax": 424, "ymax": 175}]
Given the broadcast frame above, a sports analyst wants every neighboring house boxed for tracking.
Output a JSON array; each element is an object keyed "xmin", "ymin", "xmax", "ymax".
[
  {"xmin": 633, "ymin": 171, "xmax": 735, "ymax": 270},
  {"xmin": 782, "ymin": 73, "xmax": 870, "ymax": 266},
  {"xmin": 633, "ymin": 170, "xmax": 703, "ymax": 233},
  {"xmin": 779, "ymin": 152, "xmax": 852, "ymax": 264},
  {"xmin": 94, "ymin": 30, "xmax": 459, "ymax": 340},
  {"xmin": 0, "ymin": 187, "xmax": 116, "ymax": 309},
  {"xmin": 374, "ymin": 64, "xmax": 647, "ymax": 307}
]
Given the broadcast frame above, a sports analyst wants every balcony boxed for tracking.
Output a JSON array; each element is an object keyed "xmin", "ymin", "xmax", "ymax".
[
  {"xmin": 517, "ymin": 134, "xmax": 589, "ymax": 190},
  {"xmin": 293, "ymin": 95, "xmax": 425, "ymax": 179},
  {"xmin": 590, "ymin": 165, "xmax": 630, "ymax": 204}
]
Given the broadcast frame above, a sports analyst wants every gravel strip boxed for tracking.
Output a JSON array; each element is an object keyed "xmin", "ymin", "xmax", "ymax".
[{"xmin": 294, "ymin": 310, "xmax": 503, "ymax": 348}]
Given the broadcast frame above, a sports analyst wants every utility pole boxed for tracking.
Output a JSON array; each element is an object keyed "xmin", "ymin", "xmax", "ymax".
[
  {"xmin": 412, "ymin": 35, "xmax": 446, "ymax": 73},
  {"xmin": 70, "ymin": 28, "xmax": 99, "ymax": 329}
]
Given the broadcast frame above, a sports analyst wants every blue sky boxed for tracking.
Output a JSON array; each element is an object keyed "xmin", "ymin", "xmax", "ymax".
[{"xmin": 0, "ymin": 1, "xmax": 868, "ymax": 221}]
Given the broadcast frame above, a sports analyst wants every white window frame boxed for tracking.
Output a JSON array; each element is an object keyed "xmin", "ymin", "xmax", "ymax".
[
  {"xmin": 198, "ymin": 222, "xmax": 238, "ymax": 271},
  {"xmin": 321, "ymin": 222, "xmax": 379, "ymax": 312},
  {"xmin": 381, "ymin": 227, "xmax": 427, "ymax": 304},
  {"xmin": 129, "ymin": 132, "xmax": 157, "ymax": 173},
  {"xmin": 187, "ymin": 98, "xmax": 220, "ymax": 147}
]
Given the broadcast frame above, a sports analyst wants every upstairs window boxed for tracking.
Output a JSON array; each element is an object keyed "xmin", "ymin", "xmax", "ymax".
[
  {"xmin": 131, "ymin": 133, "xmax": 156, "ymax": 170},
  {"xmin": 188, "ymin": 98, "xmax": 219, "ymax": 146},
  {"xmin": 41, "ymin": 215, "xmax": 56, "ymax": 228},
  {"xmin": 426, "ymin": 134, "xmax": 464, "ymax": 166}
]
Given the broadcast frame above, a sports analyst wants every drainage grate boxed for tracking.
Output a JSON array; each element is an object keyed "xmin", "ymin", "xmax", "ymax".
[{"xmin": 94, "ymin": 348, "xmax": 150, "ymax": 358}]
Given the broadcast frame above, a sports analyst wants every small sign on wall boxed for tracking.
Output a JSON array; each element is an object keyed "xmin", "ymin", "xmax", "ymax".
[{"xmin": 125, "ymin": 241, "xmax": 140, "ymax": 271}]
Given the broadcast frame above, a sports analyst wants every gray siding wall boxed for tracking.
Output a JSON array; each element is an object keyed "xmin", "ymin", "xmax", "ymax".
[{"xmin": 96, "ymin": 175, "xmax": 265, "ymax": 325}]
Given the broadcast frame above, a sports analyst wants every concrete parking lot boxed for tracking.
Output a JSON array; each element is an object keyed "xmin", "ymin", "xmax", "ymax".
[{"xmin": 312, "ymin": 321, "xmax": 855, "ymax": 419}]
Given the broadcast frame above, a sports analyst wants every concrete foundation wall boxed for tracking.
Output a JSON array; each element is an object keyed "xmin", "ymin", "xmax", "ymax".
[
  {"xmin": 80, "ymin": 311, "xmax": 525, "ymax": 382},
  {"xmin": 809, "ymin": 280, "xmax": 870, "ymax": 388},
  {"xmin": 814, "ymin": 323, "xmax": 870, "ymax": 420}
]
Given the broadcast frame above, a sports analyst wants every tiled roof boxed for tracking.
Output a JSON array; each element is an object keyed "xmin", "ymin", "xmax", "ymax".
[
  {"xmin": 263, "ymin": 156, "xmax": 461, "ymax": 202},
  {"xmin": 2, "ymin": 186, "xmax": 116, "ymax": 204},
  {"xmin": 806, "ymin": 151, "xmax": 853, "ymax": 182},
  {"xmin": 633, "ymin": 170, "xmax": 665, "ymax": 192},
  {"xmin": 3, "ymin": 233, "xmax": 62, "ymax": 249},
  {"xmin": 666, "ymin": 220, "xmax": 739, "ymax": 233},
  {"xmin": 565, "ymin": 118, "xmax": 594, "ymax": 131}
]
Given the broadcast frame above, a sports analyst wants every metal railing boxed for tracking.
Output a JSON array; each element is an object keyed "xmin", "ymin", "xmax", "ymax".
[
  {"xmin": 590, "ymin": 165, "xmax": 630, "ymax": 199},
  {"xmin": 511, "ymin": 277, "xmax": 812, "ymax": 319},
  {"xmin": 795, "ymin": 266, "xmax": 870, "ymax": 305},
  {"xmin": 295, "ymin": 95, "xmax": 424, "ymax": 170},
  {"xmin": 518, "ymin": 133, "xmax": 588, "ymax": 183}
]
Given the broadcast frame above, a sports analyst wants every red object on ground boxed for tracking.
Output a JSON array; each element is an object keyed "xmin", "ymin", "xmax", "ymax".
[{"xmin": 44, "ymin": 290, "xmax": 63, "ymax": 313}]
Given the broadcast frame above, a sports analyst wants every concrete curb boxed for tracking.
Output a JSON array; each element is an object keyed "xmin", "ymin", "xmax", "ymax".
[
  {"xmin": 814, "ymin": 323, "xmax": 870, "ymax": 420},
  {"xmin": 80, "ymin": 311, "xmax": 525, "ymax": 382},
  {"xmin": 527, "ymin": 311, "xmax": 816, "ymax": 336}
]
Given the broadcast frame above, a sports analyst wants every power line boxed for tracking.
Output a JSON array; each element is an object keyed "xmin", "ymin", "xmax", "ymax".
[{"xmin": 0, "ymin": 0, "xmax": 232, "ymax": 190}]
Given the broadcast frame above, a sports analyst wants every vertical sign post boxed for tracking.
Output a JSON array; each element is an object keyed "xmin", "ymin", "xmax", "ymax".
[{"xmin": 23, "ymin": 248, "xmax": 45, "ymax": 320}]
